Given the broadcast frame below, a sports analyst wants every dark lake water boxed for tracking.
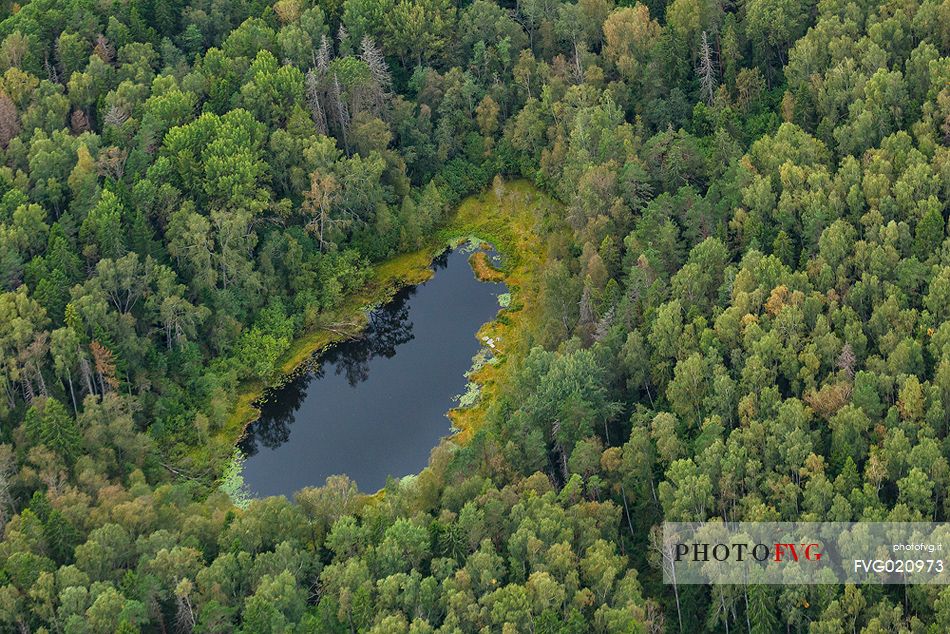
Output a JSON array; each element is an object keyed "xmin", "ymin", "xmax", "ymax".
[{"xmin": 238, "ymin": 247, "xmax": 507, "ymax": 497}]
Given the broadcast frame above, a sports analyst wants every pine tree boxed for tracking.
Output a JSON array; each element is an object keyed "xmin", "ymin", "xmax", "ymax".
[
  {"xmin": 44, "ymin": 509, "xmax": 79, "ymax": 564},
  {"xmin": 23, "ymin": 397, "xmax": 82, "ymax": 464},
  {"xmin": 747, "ymin": 585, "xmax": 778, "ymax": 634}
]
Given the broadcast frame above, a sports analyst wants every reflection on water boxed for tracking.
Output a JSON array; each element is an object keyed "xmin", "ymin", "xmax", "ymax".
[
  {"xmin": 237, "ymin": 247, "xmax": 506, "ymax": 496},
  {"xmin": 239, "ymin": 290, "xmax": 416, "ymax": 457}
]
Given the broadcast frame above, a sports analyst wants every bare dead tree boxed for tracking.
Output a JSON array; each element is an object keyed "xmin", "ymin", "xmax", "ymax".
[
  {"xmin": 644, "ymin": 600, "xmax": 666, "ymax": 634},
  {"xmin": 837, "ymin": 342, "xmax": 856, "ymax": 379},
  {"xmin": 305, "ymin": 70, "xmax": 329, "ymax": 135},
  {"xmin": 93, "ymin": 34, "xmax": 115, "ymax": 64},
  {"xmin": 571, "ymin": 42, "xmax": 585, "ymax": 84},
  {"xmin": 336, "ymin": 24, "xmax": 349, "ymax": 53},
  {"xmin": 174, "ymin": 580, "xmax": 196, "ymax": 634},
  {"xmin": 15, "ymin": 333, "xmax": 48, "ymax": 405},
  {"xmin": 104, "ymin": 104, "xmax": 130, "ymax": 127},
  {"xmin": 359, "ymin": 36, "xmax": 392, "ymax": 115},
  {"xmin": 70, "ymin": 109, "xmax": 90, "ymax": 133},
  {"xmin": 709, "ymin": 586, "xmax": 736, "ymax": 634},
  {"xmin": 359, "ymin": 36, "xmax": 392, "ymax": 95},
  {"xmin": 578, "ymin": 283, "xmax": 595, "ymax": 327},
  {"xmin": 44, "ymin": 52, "xmax": 59, "ymax": 84},
  {"xmin": 21, "ymin": 371, "xmax": 35, "ymax": 404},
  {"xmin": 330, "ymin": 73, "xmax": 350, "ymax": 151},
  {"xmin": 649, "ymin": 524, "xmax": 684, "ymax": 632},
  {"xmin": 79, "ymin": 353, "xmax": 96, "ymax": 397},
  {"xmin": 696, "ymin": 31, "xmax": 718, "ymax": 106},
  {"xmin": 316, "ymin": 34, "xmax": 332, "ymax": 72},
  {"xmin": 593, "ymin": 305, "xmax": 615, "ymax": 343},
  {"xmin": 304, "ymin": 35, "xmax": 334, "ymax": 136},
  {"xmin": 302, "ymin": 170, "xmax": 340, "ymax": 252},
  {"xmin": 96, "ymin": 146, "xmax": 129, "ymax": 180}
]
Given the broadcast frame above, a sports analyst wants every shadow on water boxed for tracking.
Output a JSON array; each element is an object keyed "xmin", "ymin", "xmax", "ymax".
[
  {"xmin": 239, "ymin": 290, "xmax": 416, "ymax": 457},
  {"xmin": 237, "ymin": 247, "xmax": 505, "ymax": 497}
]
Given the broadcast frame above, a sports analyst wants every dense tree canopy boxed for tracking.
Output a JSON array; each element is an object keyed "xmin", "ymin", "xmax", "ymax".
[{"xmin": 0, "ymin": 0, "xmax": 945, "ymax": 630}]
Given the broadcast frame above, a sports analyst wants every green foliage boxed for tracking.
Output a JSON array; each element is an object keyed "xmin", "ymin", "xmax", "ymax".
[
  {"xmin": 22, "ymin": 397, "xmax": 81, "ymax": 464},
  {"xmin": 0, "ymin": 0, "xmax": 944, "ymax": 630}
]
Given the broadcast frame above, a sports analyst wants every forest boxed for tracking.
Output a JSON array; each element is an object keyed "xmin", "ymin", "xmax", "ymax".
[{"xmin": 0, "ymin": 0, "xmax": 946, "ymax": 630}]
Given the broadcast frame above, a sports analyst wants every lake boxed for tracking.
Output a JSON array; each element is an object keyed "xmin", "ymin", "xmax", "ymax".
[{"xmin": 237, "ymin": 246, "xmax": 507, "ymax": 497}]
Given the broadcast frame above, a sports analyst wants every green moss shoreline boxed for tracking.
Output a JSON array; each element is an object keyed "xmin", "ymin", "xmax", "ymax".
[{"xmin": 192, "ymin": 180, "xmax": 560, "ymax": 477}]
